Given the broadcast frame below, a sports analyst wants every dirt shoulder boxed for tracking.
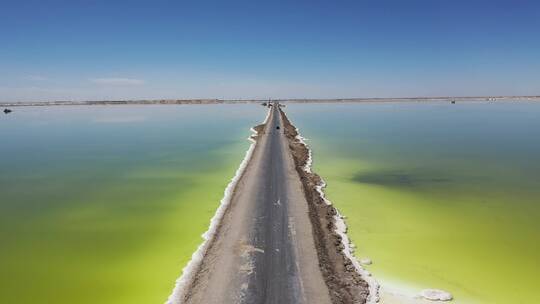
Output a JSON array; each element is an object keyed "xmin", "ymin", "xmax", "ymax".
[{"xmin": 279, "ymin": 106, "xmax": 370, "ymax": 304}]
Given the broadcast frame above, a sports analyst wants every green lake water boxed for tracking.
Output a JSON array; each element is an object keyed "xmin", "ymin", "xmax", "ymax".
[
  {"xmin": 285, "ymin": 101, "xmax": 540, "ymax": 304},
  {"xmin": 0, "ymin": 105, "xmax": 263, "ymax": 304}
]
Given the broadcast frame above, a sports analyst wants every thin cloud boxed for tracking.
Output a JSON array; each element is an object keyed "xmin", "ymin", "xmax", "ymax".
[
  {"xmin": 26, "ymin": 75, "xmax": 48, "ymax": 81},
  {"xmin": 90, "ymin": 78, "xmax": 145, "ymax": 86}
]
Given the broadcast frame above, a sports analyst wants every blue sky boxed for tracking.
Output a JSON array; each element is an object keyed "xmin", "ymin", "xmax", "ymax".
[{"xmin": 1, "ymin": 0, "xmax": 539, "ymax": 101}]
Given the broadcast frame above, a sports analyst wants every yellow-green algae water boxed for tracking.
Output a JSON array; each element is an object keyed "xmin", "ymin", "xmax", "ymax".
[
  {"xmin": 286, "ymin": 101, "xmax": 540, "ymax": 304},
  {"xmin": 0, "ymin": 105, "xmax": 263, "ymax": 304}
]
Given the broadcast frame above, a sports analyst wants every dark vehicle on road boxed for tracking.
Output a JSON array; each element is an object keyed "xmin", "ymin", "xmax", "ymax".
[
  {"xmin": 276, "ymin": 126, "xmax": 280, "ymax": 130},
  {"xmin": 4, "ymin": 108, "xmax": 12, "ymax": 114}
]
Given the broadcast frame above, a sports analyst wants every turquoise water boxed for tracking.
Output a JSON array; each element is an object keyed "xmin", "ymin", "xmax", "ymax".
[
  {"xmin": 285, "ymin": 101, "xmax": 540, "ymax": 303},
  {"xmin": 0, "ymin": 105, "xmax": 263, "ymax": 304}
]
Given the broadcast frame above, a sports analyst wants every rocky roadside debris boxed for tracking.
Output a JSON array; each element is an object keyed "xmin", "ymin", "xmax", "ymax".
[
  {"xmin": 252, "ymin": 124, "xmax": 266, "ymax": 136},
  {"xmin": 279, "ymin": 108, "xmax": 370, "ymax": 304}
]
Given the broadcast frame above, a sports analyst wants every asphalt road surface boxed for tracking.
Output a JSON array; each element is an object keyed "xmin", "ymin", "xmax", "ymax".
[{"xmin": 183, "ymin": 103, "xmax": 331, "ymax": 304}]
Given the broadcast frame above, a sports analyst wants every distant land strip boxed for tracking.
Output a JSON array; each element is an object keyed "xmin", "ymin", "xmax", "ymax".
[{"xmin": 1, "ymin": 96, "xmax": 539, "ymax": 107}]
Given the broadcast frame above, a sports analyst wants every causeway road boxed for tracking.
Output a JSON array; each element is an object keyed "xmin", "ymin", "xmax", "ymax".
[{"xmin": 182, "ymin": 103, "xmax": 332, "ymax": 304}]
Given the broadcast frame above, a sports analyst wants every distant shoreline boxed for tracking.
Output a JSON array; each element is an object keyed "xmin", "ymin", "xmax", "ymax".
[{"xmin": 1, "ymin": 96, "xmax": 539, "ymax": 107}]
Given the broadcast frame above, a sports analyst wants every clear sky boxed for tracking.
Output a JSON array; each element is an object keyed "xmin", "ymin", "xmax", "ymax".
[{"xmin": 1, "ymin": 0, "xmax": 539, "ymax": 101}]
